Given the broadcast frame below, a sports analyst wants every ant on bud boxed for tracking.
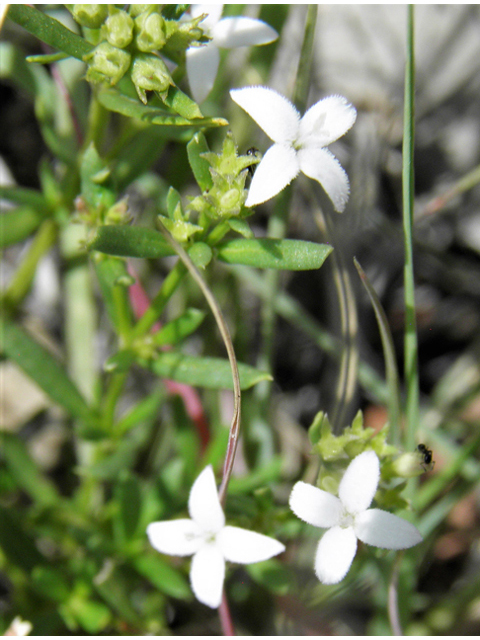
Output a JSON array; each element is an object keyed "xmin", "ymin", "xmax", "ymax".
[{"xmin": 417, "ymin": 443, "xmax": 434, "ymax": 471}]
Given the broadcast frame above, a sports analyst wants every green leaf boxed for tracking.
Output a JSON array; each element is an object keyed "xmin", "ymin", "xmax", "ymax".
[
  {"xmin": 247, "ymin": 559, "xmax": 294, "ymax": 596},
  {"xmin": 216, "ymin": 238, "xmax": 333, "ymax": 270},
  {"xmin": 7, "ymin": 5, "xmax": 93, "ymax": 61},
  {"xmin": 228, "ymin": 218, "xmax": 254, "ymax": 239},
  {"xmin": 0, "ymin": 505, "xmax": 44, "ymax": 572},
  {"xmin": 187, "ymin": 132, "xmax": 213, "ymax": 191},
  {"xmin": 97, "ymin": 87, "xmax": 228, "ymax": 129},
  {"xmin": 26, "ymin": 51, "xmax": 69, "ymax": 64},
  {"xmin": 0, "ymin": 206, "xmax": 49, "ymax": 247},
  {"xmin": 0, "ymin": 316, "xmax": 91, "ymax": 423},
  {"xmin": 152, "ymin": 308, "xmax": 206, "ymax": 347},
  {"xmin": 146, "ymin": 351, "xmax": 272, "ymax": 390},
  {"xmin": 133, "ymin": 554, "xmax": 192, "ymax": 600},
  {"xmin": 90, "ymin": 225, "xmax": 174, "ymax": 259},
  {"xmin": 1, "ymin": 432, "xmax": 60, "ymax": 507},
  {"xmin": 114, "ymin": 472, "xmax": 142, "ymax": 544},
  {"xmin": 0, "ymin": 186, "xmax": 49, "ymax": 210},
  {"xmin": 163, "ymin": 85, "xmax": 203, "ymax": 119},
  {"xmin": 67, "ymin": 597, "xmax": 111, "ymax": 634},
  {"xmin": 93, "ymin": 256, "xmax": 134, "ymax": 335},
  {"xmin": 32, "ymin": 566, "xmax": 70, "ymax": 602}
]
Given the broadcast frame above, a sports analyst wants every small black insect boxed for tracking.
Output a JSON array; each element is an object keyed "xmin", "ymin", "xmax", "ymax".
[
  {"xmin": 245, "ymin": 147, "xmax": 260, "ymax": 177},
  {"xmin": 417, "ymin": 443, "xmax": 434, "ymax": 470}
]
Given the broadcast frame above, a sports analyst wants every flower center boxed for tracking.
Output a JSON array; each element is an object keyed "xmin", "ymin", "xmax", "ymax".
[{"xmin": 339, "ymin": 509, "xmax": 355, "ymax": 529}]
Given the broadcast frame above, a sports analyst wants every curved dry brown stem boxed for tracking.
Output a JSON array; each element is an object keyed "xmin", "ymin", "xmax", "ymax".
[{"xmin": 158, "ymin": 224, "xmax": 241, "ymax": 506}]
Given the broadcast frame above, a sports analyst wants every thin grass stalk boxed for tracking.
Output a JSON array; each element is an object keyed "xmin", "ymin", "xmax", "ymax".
[
  {"xmin": 354, "ymin": 258, "xmax": 402, "ymax": 444},
  {"xmin": 402, "ymin": 5, "xmax": 418, "ymax": 450}
]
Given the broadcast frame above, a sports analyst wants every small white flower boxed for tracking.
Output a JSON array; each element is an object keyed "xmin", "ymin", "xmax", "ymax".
[
  {"xmin": 187, "ymin": 5, "xmax": 278, "ymax": 103},
  {"xmin": 289, "ymin": 450, "xmax": 423, "ymax": 584},
  {"xmin": 230, "ymin": 86, "xmax": 357, "ymax": 212},
  {"xmin": 147, "ymin": 465, "xmax": 285, "ymax": 608}
]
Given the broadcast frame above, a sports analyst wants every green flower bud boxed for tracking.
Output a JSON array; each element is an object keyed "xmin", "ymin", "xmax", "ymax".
[
  {"xmin": 131, "ymin": 54, "xmax": 173, "ymax": 104},
  {"xmin": 129, "ymin": 5, "xmax": 160, "ymax": 18},
  {"xmin": 135, "ymin": 12, "xmax": 167, "ymax": 52},
  {"xmin": 71, "ymin": 4, "xmax": 108, "ymax": 29},
  {"xmin": 159, "ymin": 216, "xmax": 202, "ymax": 244},
  {"xmin": 103, "ymin": 9, "xmax": 134, "ymax": 49},
  {"xmin": 84, "ymin": 43, "xmax": 131, "ymax": 86},
  {"xmin": 220, "ymin": 188, "xmax": 243, "ymax": 216},
  {"xmin": 388, "ymin": 452, "xmax": 425, "ymax": 478},
  {"xmin": 105, "ymin": 198, "xmax": 130, "ymax": 225}
]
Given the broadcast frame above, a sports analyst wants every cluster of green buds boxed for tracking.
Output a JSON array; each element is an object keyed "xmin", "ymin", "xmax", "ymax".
[
  {"xmin": 308, "ymin": 411, "xmax": 427, "ymax": 511},
  {"xmin": 69, "ymin": 5, "xmax": 206, "ymax": 103},
  {"xmin": 188, "ymin": 133, "xmax": 260, "ymax": 234}
]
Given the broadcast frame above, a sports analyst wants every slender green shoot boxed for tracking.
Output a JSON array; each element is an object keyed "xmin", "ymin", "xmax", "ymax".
[{"xmin": 402, "ymin": 5, "xmax": 419, "ymax": 450}]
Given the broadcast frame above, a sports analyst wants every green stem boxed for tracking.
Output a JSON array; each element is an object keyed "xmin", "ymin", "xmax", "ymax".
[
  {"xmin": 131, "ymin": 261, "xmax": 187, "ymax": 339},
  {"xmin": 83, "ymin": 90, "xmax": 109, "ymax": 151},
  {"xmin": 3, "ymin": 220, "xmax": 57, "ymax": 310},
  {"xmin": 402, "ymin": 5, "xmax": 418, "ymax": 450}
]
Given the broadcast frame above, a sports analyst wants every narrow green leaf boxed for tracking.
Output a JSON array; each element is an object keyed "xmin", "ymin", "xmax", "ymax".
[
  {"xmin": 114, "ymin": 472, "xmax": 142, "ymax": 544},
  {"xmin": 114, "ymin": 389, "xmax": 165, "ymax": 436},
  {"xmin": 152, "ymin": 308, "xmax": 206, "ymax": 347},
  {"xmin": 216, "ymin": 238, "xmax": 333, "ymax": 270},
  {"xmin": 1, "ymin": 433, "xmax": 60, "ymax": 506},
  {"xmin": 163, "ymin": 85, "xmax": 203, "ymax": 119},
  {"xmin": 7, "ymin": 5, "xmax": 93, "ymax": 60},
  {"xmin": 0, "ymin": 206, "xmax": 49, "ymax": 247},
  {"xmin": 0, "ymin": 186, "xmax": 49, "ymax": 210},
  {"xmin": 97, "ymin": 88, "xmax": 228, "ymax": 129},
  {"xmin": 0, "ymin": 316, "xmax": 91, "ymax": 422},
  {"xmin": 0, "ymin": 506, "xmax": 44, "ymax": 572},
  {"xmin": 93, "ymin": 256, "xmax": 134, "ymax": 335},
  {"xmin": 187, "ymin": 132, "xmax": 213, "ymax": 191},
  {"xmin": 32, "ymin": 566, "xmax": 70, "ymax": 602},
  {"xmin": 90, "ymin": 225, "xmax": 174, "ymax": 259},
  {"xmin": 146, "ymin": 351, "xmax": 272, "ymax": 390},
  {"xmin": 26, "ymin": 51, "xmax": 69, "ymax": 64},
  {"xmin": 133, "ymin": 554, "xmax": 192, "ymax": 600}
]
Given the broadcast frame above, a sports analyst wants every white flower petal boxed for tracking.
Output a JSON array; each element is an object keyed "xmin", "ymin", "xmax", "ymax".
[
  {"xmin": 213, "ymin": 17, "xmax": 278, "ymax": 48},
  {"xmin": 338, "ymin": 450, "xmax": 380, "ymax": 513},
  {"xmin": 188, "ymin": 466, "xmax": 225, "ymax": 533},
  {"xmin": 191, "ymin": 4, "xmax": 223, "ymax": 30},
  {"xmin": 355, "ymin": 508, "xmax": 423, "ymax": 550},
  {"xmin": 218, "ymin": 525, "xmax": 285, "ymax": 563},
  {"xmin": 246, "ymin": 143, "xmax": 299, "ymax": 207},
  {"xmin": 190, "ymin": 544, "xmax": 225, "ymax": 608},
  {"xmin": 147, "ymin": 519, "xmax": 204, "ymax": 556},
  {"xmin": 298, "ymin": 147, "xmax": 350, "ymax": 213},
  {"xmin": 230, "ymin": 86, "xmax": 300, "ymax": 144},
  {"xmin": 289, "ymin": 481, "xmax": 342, "ymax": 528},
  {"xmin": 314, "ymin": 526, "xmax": 357, "ymax": 584},
  {"xmin": 299, "ymin": 96, "xmax": 357, "ymax": 148},
  {"xmin": 186, "ymin": 44, "xmax": 220, "ymax": 103}
]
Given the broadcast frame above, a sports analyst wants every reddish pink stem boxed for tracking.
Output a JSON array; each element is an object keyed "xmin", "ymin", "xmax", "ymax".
[{"xmin": 219, "ymin": 590, "xmax": 235, "ymax": 636}]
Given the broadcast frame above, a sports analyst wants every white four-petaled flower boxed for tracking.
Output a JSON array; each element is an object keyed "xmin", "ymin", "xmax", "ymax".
[
  {"xmin": 147, "ymin": 465, "xmax": 285, "ymax": 608},
  {"xmin": 289, "ymin": 450, "xmax": 423, "ymax": 584},
  {"xmin": 230, "ymin": 86, "xmax": 357, "ymax": 212},
  {"xmin": 187, "ymin": 5, "xmax": 278, "ymax": 103}
]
